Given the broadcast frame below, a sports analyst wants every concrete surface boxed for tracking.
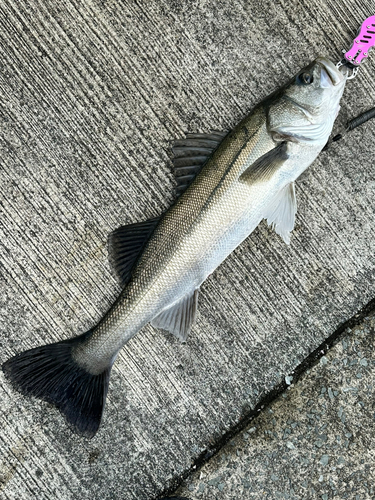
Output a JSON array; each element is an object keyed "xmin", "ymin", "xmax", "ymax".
[
  {"xmin": 177, "ymin": 313, "xmax": 375, "ymax": 500},
  {"xmin": 0, "ymin": 0, "xmax": 374, "ymax": 499}
]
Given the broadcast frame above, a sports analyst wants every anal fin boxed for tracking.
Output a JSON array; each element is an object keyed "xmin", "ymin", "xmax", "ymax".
[{"xmin": 151, "ymin": 289, "xmax": 199, "ymax": 342}]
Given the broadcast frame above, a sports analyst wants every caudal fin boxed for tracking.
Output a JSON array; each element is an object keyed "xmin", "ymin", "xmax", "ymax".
[{"xmin": 2, "ymin": 331, "xmax": 111, "ymax": 438}]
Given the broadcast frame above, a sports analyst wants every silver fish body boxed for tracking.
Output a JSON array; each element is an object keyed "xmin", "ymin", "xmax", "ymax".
[
  {"xmin": 3, "ymin": 57, "xmax": 348, "ymax": 437},
  {"xmin": 75, "ymin": 57, "xmax": 347, "ymax": 371}
]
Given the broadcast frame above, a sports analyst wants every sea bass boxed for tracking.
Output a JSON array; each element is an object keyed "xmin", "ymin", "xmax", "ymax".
[{"xmin": 3, "ymin": 57, "xmax": 347, "ymax": 437}]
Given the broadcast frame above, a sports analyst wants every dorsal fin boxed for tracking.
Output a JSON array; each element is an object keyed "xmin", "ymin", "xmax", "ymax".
[
  {"xmin": 108, "ymin": 217, "xmax": 161, "ymax": 287},
  {"xmin": 172, "ymin": 131, "xmax": 227, "ymax": 197}
]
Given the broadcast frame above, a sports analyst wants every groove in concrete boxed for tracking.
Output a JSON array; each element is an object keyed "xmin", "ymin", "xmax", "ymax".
[{"xmin": 158, "ymin": 296, "xmax": 375, "ymax": 499}]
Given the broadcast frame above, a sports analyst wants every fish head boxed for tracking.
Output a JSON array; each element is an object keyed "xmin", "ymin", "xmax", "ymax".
[{"xmin": 266, "ymin": 57, "xmax": 348, "ymax": 145}]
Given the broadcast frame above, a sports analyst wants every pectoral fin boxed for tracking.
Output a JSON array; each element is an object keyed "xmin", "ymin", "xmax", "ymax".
[
  {"xmin": 264, "ymin": 182, "xmax": 297, "ymax": 245},
  {"xmin": 151, "ymin": 289, "xmax": 199, "ymax": 341},
  {"xmin": 240, "ymin": 142, "xmax": 289, "ymax": 184}
]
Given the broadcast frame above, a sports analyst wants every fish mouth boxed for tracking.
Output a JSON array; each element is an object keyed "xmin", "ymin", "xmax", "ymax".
[{"xmin": 316, "ymin": 57, "xmax": 345, "ymax": 86}]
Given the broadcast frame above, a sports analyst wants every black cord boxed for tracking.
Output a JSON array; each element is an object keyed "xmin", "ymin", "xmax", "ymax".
[
  {"xmin": 346, "ymin": 107, "xmax": 375, "ymax": 132},
  {"xmin": 324, "ymin": 106, "xmax": 375, "ymax": 150}
]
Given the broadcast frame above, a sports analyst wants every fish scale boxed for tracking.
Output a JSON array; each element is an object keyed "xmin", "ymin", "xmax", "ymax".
[
  {"xmin": 82, "ymin": 111, "xmax": 271, "ymax": 362},
  {"xmin": 2, "ymin": 56, "xmax": 348, "ymax": 437}
]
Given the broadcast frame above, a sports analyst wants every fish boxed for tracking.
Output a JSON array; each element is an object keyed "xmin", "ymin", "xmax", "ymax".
[{"xmin": 2, "ymin": 57, "xmax": 347, "ymax": 437}]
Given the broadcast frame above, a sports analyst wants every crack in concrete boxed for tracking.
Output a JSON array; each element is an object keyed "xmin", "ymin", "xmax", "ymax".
[{"xmin": 157, "ymin": 297, "xmax": 375, "ymax": 499}]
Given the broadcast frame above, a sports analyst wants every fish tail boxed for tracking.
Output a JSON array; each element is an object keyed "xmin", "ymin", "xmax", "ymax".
[{"xmin": 2, "ymin": 330, "xmax": 111, "ymax": 438}]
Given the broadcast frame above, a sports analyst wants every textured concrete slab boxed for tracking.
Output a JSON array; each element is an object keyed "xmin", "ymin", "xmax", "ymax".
[
  {"xmin": 0, "ymin": 0, "xmax": 374, "ymax": 499},
  {"xmin": 177, "ymin": 313, "xmax": 375, "ymax": 500}
]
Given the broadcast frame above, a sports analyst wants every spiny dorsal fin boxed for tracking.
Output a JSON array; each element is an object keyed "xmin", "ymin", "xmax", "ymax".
[
  {"xmin": 264, "ymin": 182, "xmax": 297, "ymax": 245},
  {"xmin": 108, "ymin": 216, "xmax": 161, "ymax": 287},
  {"xmin": 172, "ymin": 131, "xmax": 227, "ymax": 197},
  {"xmin": 151, "ymin": 289, "xmax": 199, "ymax": 342},
  {"xmin": 239, "ymin": 142, "xmax": 289, "ymax": 184}
]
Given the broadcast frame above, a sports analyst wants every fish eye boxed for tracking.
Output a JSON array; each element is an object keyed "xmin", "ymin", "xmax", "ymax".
[{"xmin": 298, "ymin": 72, "xmax": 314, "ymax": 85}]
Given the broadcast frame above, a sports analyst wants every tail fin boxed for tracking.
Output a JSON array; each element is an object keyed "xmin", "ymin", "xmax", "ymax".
[{"xmin": 2, "ymin": 331, "xmax": 111, "ymax": 438}]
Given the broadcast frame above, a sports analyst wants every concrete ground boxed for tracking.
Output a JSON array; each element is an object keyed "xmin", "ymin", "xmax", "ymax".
[
  {"xmin": 176, "ymin": 313, "xmax": 375, "ymax": 500},
  {"xmin": 0, "ymin": 1, "xmax": 374, "ymax": 499}
]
